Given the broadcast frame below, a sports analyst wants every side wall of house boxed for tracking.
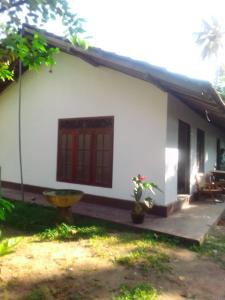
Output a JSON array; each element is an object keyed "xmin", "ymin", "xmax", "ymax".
[
  {"xmin": 165, "ymin": 93, "xmax": 225, "ymax": 205},
  {"xmin": 0, "ymin": 52, "xmax": 168, "ymax": 205}
]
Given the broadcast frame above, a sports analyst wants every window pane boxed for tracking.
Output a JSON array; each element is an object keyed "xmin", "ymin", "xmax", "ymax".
[
  {"xmin": 60, "ymin": 133, "xmax": 73, "ymax": 180},
  {"xmin": 76, "ymin": 134, "xmax": 91, "ymax": 182},
  {"xmin": 103, "ymin": 151, "xmax": 110, "ymax": 167},
  {"xmin": 94, "ymin": 132, "xmax": 113, "ymax": 186},
  {"xmin": 104, "ymin": 134, "xmax": 111, "ymax": 149},
  {"xmin": 62, "ymin": 134, "xmax": 67, "ymax": 149},
  {"xmin": 84, "ymin": 150, "xmax": 90, "ymax": 165},
  {"xmin": 65, "ymin": 150, "xmax": 72, "ymax": 162},
  {"xmin": 84, "ymin": 134, "xmax": 91, "ymax": 150},
  {"xmin": 83, "ymin": 168, "xmax": 89, "ymax": 181},
  {"xmin": 78, "ymin": 134, "xmax": 84, "ymax": 149},
  {"xmin": 67, "ymin": 134, "xmax": 72, "ymax": 148},
  {"xmin": 76, "ymin": 166, "xmax": 83, "ymax": 180},
  {"xmin": 96, "ymin": 167, "xmax": 102, "ymax": 182},
  {"xmin": 96, "ymin": 151, "xmax": 103, "ymax": 166},
  {"xmin": 76, "ymin": 166, "xmax": 90, "ymax": 182},
  {"xmin": 97, "ymin": 134, "xmax": 103, "ymax": 150},
  {"xmin": 102, "ymin": 167, "xmax": 110, "ymax": 184},
  {"xmin": 62, "ymin": 134, "xmax": 72, "ymax": 149},
  {"xmin": 65, "ymin": 164, "xmax": 72, "ymax": 179},
  {"xmin": 77, "ymin": 151, "xmax": 83, "ymax": 165}
]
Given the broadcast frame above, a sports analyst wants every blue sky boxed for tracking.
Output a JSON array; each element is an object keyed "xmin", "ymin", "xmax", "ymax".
[{"xmin": 50, "ymin": 0, "xmax": 225, "ymax": 82}]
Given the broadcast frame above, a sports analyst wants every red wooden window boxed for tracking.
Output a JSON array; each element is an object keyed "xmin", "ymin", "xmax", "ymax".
[{"xmin": 57, "ymin": 117, "xmax": 114, "ymax": 187}]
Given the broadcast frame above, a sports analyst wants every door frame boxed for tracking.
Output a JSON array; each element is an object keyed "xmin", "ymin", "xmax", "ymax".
[
  {"xmin": 177, "ymin": 120, "xmax": 191, "ymax": 194},
  {"xmin": 196, "ymin": 128, "xmax": 205, "ymax": 173}
]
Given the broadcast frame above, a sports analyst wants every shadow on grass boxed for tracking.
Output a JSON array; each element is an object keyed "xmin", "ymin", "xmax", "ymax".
[
  {"xmin": 2, "ymin": 199, "xmax": 186, "ymax": 249},
  {"xmin": 5, "ymin": 198, "xmax": 225, "ymax": 260},
  {"xmin": 1, "ymin": 200, "xmax": 225, "ymax": 299}
]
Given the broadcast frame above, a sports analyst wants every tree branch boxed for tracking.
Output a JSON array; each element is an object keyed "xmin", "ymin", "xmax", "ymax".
[{"xmin": 0, "ymin": 0, "xmax": 27, "ymax": 13}]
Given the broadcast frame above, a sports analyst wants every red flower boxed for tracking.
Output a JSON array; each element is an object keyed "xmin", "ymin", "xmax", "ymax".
[{"xmin": 138, "ymin": 175, "xmax": 145, "ymax": 181}]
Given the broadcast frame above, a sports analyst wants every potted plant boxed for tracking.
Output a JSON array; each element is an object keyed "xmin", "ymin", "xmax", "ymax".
[{"xmin": 131, "ymin": 174, "xmax": 161, "ymax": 224}]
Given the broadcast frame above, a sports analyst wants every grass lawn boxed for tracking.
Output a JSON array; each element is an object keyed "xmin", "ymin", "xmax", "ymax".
[{"xmin": 0, "ymin": 199, "xmax": 225, "ymax": 300}]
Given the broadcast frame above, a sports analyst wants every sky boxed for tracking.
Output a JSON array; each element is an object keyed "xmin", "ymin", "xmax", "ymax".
[{"xmin": 41, "ymin": 0, "xmax": 225, "ymax": 82}]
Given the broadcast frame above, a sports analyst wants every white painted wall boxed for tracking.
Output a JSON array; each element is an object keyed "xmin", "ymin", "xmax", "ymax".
[
  {"xmin": 165, "ymin": 93, "xmax": 225, "ymax": 205},
  {"xmin": 0, "ymin": 52, "xmax": 167, "ymax": 204}
]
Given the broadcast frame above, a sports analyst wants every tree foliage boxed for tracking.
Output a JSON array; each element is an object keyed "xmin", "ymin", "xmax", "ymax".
[
  {"xmin": 195, "ymin": 18, "xmax": 225, "ymax": 60},
  {"xmin": 195, "ymin": 18, "xmax": 225, "ymax": 100},
  {"xmin": 0, "ymin": 0, "xmax": 86, "ymax": 81}
]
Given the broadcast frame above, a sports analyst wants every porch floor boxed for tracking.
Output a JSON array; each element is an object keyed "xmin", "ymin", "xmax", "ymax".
[{"xmin": 2, "ymin": 187, "xmax": 225, "ymax": 245}]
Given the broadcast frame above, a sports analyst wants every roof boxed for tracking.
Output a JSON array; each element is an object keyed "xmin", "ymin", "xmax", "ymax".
[{"xmin": 1, "ymin": 24, "xmax": 225, "ymax": 131}]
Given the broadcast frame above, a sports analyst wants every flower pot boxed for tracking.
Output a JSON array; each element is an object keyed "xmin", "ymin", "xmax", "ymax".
[
  {"xmin": 43, "ymin": 189, "xmax": 84, "ymax": 224},
  {"xmin": 131, "ymin": 202, "xmax": 145, "ymax": 224},
  {"xmin": 43, "ymin": 189, "xmax": 84, "ymax": 207},
  {"xmin": 131, "ymin": 212, "xmax": 145, "ymax": 224}
]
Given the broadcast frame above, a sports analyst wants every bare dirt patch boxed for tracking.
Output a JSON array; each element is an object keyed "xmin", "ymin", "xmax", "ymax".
[{"xmin": 0, "ymin": 222, "xmax": 225, "ymax": 300}]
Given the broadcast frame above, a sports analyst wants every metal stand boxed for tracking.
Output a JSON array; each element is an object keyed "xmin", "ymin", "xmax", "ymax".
[{"xmin": 57, "ymin": 207, "xmax": 74, "ymax": 224}]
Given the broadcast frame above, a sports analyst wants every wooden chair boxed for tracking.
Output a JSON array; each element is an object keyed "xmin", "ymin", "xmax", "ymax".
[{"xmin": 195, "ymin": 172, "xmax": 223, "ymax": 203}]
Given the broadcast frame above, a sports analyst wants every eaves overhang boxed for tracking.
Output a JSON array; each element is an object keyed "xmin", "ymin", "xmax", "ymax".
[{"xmin": 1, "ymin": 24, "xmax": 225, "ymax": 131}]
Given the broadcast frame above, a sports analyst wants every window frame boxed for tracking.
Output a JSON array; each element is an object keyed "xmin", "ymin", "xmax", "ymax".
[{"xmin": 56, "ymin": 116, "xmax": 114, "ymax": 188}]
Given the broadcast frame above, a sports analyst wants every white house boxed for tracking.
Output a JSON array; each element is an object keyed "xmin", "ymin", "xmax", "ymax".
[{"xmin": 1, "ymin": 27, "xmax": 225, "ymax": 216}]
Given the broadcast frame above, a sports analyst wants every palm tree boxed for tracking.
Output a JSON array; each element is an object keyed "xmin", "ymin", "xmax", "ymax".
[
  {"xmin": 195, "ymin": 18, "xmax": 225, "ymax": 97},
  {"xmin": 195, "ymin": 18, "xmax": 225, "ymax": 59}
]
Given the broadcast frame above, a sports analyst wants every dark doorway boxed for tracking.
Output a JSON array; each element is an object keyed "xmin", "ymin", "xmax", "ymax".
[
  {"xmin": 178, "ymin": 120, "xmax": 190, "ymax": 194},
  {"xmin": 196, "ymin": 129, "xmax": 205, "ymax": 172},
  {"xmin": 217, "ymin": 138, "xmax": 221, "ymax": 170}
]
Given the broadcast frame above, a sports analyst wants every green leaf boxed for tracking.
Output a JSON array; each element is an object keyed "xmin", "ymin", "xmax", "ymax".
[
  {"xmin": 0, "ymin": 1, "xmax": 88, "ymax": 81},
  {"xmin": 0, "ymin": 237, "xmax": 22, "ymax": 257},
  {"xmin": 0, "ymin": 199, "xmax": 14, "ymax": 221},
  {"xmin": 144, "ymin": 197, "xmax": 154, "ymax": 208}
]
